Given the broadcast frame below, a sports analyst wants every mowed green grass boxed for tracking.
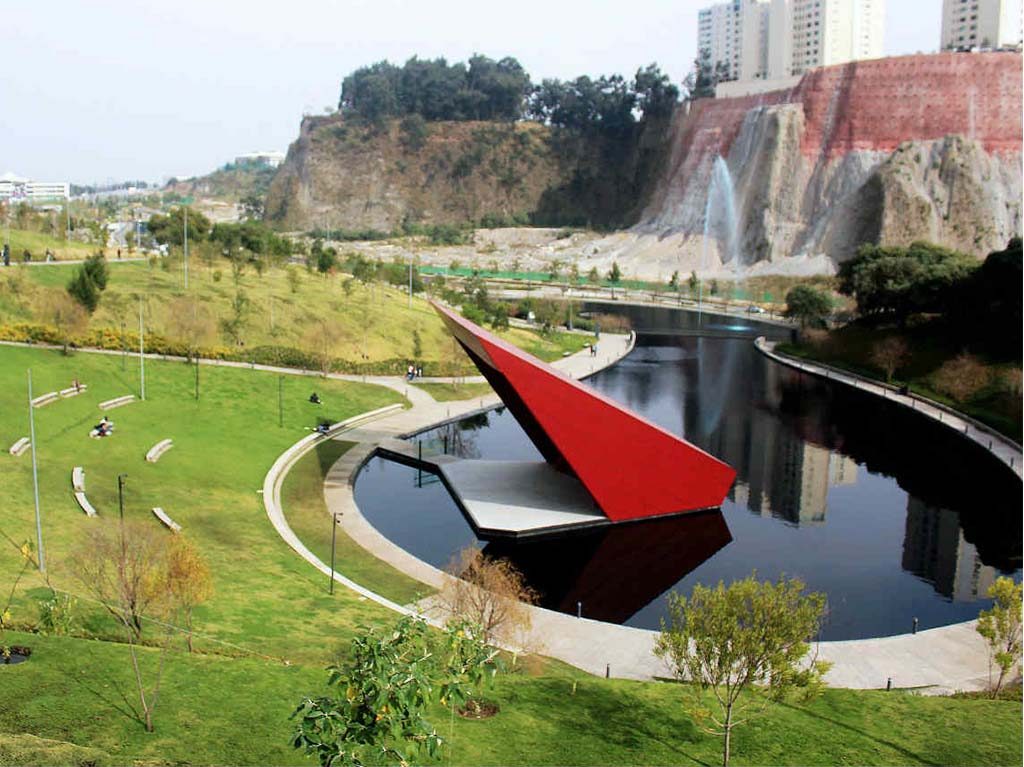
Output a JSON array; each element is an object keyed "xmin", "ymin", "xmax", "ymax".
[
  {"xmin": 0, "ymin": 344, "xmax": 406, "ymax": 662},
  {"xmin": 0, "ymin": 259, "xmax": 583, "ymax": 368},
  {"xmin": 280, "ymin": 439, "xmax": 428, "ymax": 605},
  {"xmin": 0, "ymin": 629, "xmax": 1019, "ymax": 767}
]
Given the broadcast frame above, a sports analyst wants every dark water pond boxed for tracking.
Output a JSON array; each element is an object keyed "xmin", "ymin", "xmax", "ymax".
[{"xmin": 355, "ymin": 309, "xmax": 1022, "ymax": 640}]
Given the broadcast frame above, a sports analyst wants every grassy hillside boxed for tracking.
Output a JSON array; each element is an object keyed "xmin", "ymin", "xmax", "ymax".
[
  {"xmin": 0, "ymin": 259, "xmax": 587, "ymax": 374},
  {"xmin": 4, "ymin": 228, "xmax": 97, "ymax": 262},
  {"xmin": 166, "ymin": 162, "xmax": 277, "ymax": 203}
]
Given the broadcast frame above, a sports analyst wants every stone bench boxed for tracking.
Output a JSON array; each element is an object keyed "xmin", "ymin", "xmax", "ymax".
[
  {"xmin": 9, "ymin": 437, "xmax": 30, "ymax": 457},
  {"xmin": 74, "ymin": 491, "xmax": 98, "ymax": 518},
  {"xmin": 31, "ymin": 391, "xmax": 59, "ymax": 408},
  {"xmin": 151, "ymin": 507, "xmax": 181, "ymax": 533},
  {"xmin": 59, "ymin": 384, "xmax": 88, "ymax": 398},
  {"xmin": 145, "ymin": 439, "xmax": 174, "ymax": 463},
  {"xmin": 99, "ymin": 394, "xmax": 135, "ymax": 410},
  {"xmin": 72, "ymin": 466, "xmax": 85, "ymax": 492}
]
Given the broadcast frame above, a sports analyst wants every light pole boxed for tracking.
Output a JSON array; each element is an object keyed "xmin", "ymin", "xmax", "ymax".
[
  {"xmin": 27, "ymin": 370, "xmax": 45, "ymax": 572},
  {"xmin": 329, "ymin": 512, "xmax": 339, "ymax": 594},
  {"xmin": 407, "ymin": 259, "xmax": 413, "ymax": 309},
  {"xmin": 139, "ymin": 298, "xmax": 146, "ymax": 400},
  {"xmin": 183, "ymin": 205, "xmax": 189, "ymax": 289}
]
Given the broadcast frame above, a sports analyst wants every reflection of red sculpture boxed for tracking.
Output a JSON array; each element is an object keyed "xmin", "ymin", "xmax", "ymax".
[{"xmin": 432, "ymin": 302, "xmax": 736, "ymax": 521}]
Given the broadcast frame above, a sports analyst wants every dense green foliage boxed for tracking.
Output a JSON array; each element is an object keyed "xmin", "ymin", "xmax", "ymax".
[
  {"xmin": 147, "ymin": 207, "xmax": 212, "ymax": 246},
  {"xmin": 784, "ymin": 285, "xmax": 832, "ymax": 328},
  {"xmin": 837, "ymin": 241, "xmax": 977, "ymax": 324},
  {"xmin": 66, "ymin": 253, "xmax": 109, "ymax": 312},
  {"xmin": 340, "ymin": 55, "xmax": 532, "ymax": 124},
  {"xmin": 976, "ymin": 578, "xmax": 1023, "ymax": 697},
  {"xmin": 951, "ymin": 237, "xmax": 1023, "ymax": 356}
]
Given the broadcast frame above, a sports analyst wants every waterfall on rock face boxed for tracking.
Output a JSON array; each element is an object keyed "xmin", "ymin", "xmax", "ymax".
[{"xmin": 699, "ymin": 155, "xmax": 741, "ymax": 319}]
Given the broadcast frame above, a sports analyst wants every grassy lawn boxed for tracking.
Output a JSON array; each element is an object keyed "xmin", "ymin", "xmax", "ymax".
[
  {"xmin": 4, "ymin": 229, "xmax": 97, "ymax": 262},
  {"xmin": 0, "ymin": 260, "xmax": 579, "ymax": 372},
  {"xmin": 0, "ymin": 629, "xmax": 1019, "ymax": 766},
  {"xmin": 780, "ymin": 323, "xmax": 1022, "ymax": 440},
  {"xmin": 280, "ymin": 439, "xmax": 428, "ymax": 605},
  {"xmin": 412, "ymin": 381, "xmax": 494, "ymax": 402},
  {"xmin": 0, "ymin": 344, "xmax": 408, "ymax": 663}
]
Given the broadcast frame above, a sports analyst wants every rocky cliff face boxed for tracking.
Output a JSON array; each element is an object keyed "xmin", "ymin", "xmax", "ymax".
[
  {"xmin": 614, "ymin": 52, "xmax": 1022, "ymax": 277},
  {"xmin": 265, "ymin": 117, "xmax": 563, "ymax": 232}
]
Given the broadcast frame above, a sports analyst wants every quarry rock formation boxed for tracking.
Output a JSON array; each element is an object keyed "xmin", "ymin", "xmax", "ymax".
[
  {"xmin": 265, "ymin": 118, "xmax": 563, "ymax": 232},
  {"xmin": 612, "ymin": 52, "xmax": 1023, "ymax": 277}
]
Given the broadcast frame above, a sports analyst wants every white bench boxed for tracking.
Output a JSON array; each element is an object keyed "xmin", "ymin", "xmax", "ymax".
[
  {"xmin": 151, "ymin": 507, "xmax": 181, "ymax": 533},
  {"xmin": 59, "ymin": 384, "xmax": 88, "ymax": 398},
  {"xmin": 72, "ymin": 466, "xmax": 86, "ymax": 492},
  {"xmin": 74, "ymin": 491, "xmax": 98, "ymax": 518},
  {"xmin": 99, "ymin": 395, "xmax": 135, "ymax": 411},
  {"xmin": 145, "ymin": 439, "xmax": 174, "ymax": 463},
  {"xmin": 9, "ymin": 437, "xmax": 30, "ymax": 457},
  {"xmin": 31, "ymin": 391, "xmax": 59, "ymax": 408}
]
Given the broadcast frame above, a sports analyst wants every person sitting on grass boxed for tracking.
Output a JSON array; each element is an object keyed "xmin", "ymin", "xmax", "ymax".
[
  {"xmin": 90, "ymin": 417, "xmax": 114, "ymax": 438},
  {"xmin": 309, "ymin": 392, "xmax": 322, "ymax": 405}
]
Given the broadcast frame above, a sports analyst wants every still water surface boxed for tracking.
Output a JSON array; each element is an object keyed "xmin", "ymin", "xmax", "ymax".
[{"xmin": 355, "ymin": 312, "xmax": 1021, "ymax": 640}]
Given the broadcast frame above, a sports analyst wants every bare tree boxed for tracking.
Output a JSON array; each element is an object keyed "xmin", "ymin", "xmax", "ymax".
[
  {"xmin": 436, "ymin": 546, "xmax": 537, "ymax": 646},
  {"xmin": 869, "ymin": 337, "xmax": 910, "ymax": 383},
  {"xmin": 74, "ymin": 521, "xmax": 175, "ymax": 732},
  {"xmin": 166, "ymin": 535, "xmax": 214, "ymax": 653},
  {"xmin": 302, "ymin": 318, "xmax": 340, "ymax": 376},
  {"xmin": 931, "ymin": 352, "xmax": 991, "ymax": 402},
  {"xmin": 167, "ymin": 295, "xmax": 215, "ymax": 362},
  {"xmin": 44, "ymin": 291, "xmax": 88, "ymax": 354}
]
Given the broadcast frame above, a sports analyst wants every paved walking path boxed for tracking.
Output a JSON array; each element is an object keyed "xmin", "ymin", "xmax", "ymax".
[
  {"xmin": 755, "ymin": 337, "xmax": 1023, "ymax": 478},
  {"xmin": 256, "ymin": 328, "xmax": 1004, "ymax": 692}
]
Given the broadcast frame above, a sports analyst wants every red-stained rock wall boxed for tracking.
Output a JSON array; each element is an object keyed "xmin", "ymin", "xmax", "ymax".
[{"xmin": 683, "ymin": 52, "xmax": 1022, "ymax": 162}]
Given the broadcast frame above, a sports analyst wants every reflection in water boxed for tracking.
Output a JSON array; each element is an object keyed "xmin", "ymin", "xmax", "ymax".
[
  {"xmin": 484, "ymin": 510, "xmax": 732, "ymax": 623},
  {"xmin": 356, "ymin": 330, "xmax": 1021, "ymax": 640}
]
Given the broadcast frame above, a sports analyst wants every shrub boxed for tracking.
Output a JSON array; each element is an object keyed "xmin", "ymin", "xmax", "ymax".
[{"xmin": 931, "ymin": 353, "xmax": 991, "ymax": 402}]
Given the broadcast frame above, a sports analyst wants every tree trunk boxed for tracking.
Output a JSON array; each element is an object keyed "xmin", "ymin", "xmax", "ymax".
[{"xmin": 723, "ymin": 704, "xmax": 732, "ymax": 767}]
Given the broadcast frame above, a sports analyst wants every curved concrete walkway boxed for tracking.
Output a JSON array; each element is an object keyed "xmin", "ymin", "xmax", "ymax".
[
  {"xmin": 755, "ymin": 337, "xmax": 1023, "ymax": 478},
  {"xmin": 263, "ymin": 329, "xmax": 1002, "ymax": 692}
]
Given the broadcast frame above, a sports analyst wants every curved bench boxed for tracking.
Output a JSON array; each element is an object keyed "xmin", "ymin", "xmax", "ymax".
[
  {"xmin": 74, "ymin": 492, "xmax": 98, "ymax": 518},
  {"xmin": 59, "ymin": 384, "xmax": 87, "ymax": 398},
  {"xmin": 151, "ymin": 507, "xmax": 181, "ymax": 533},
  {"xmin": 99, "ymin": 394, "xmax": 135, "ymax": 411},
  {"xmin": 9, "ymin": 437, "xmax": 30, "ymax": 457},
  {"xmin": 31, "ymin": 391, "xmax": 59, "ymax": 408},
  {"xmin": 72, "ymin": 466, "xmax": 85, "ymax": 492},
  {"xmin": 145, "ymin": 439, "xmax": 174, "ymax": 463}
]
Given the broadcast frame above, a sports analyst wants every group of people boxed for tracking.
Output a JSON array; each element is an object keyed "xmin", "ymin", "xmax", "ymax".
[
  {"xmin": 90, "ymin": 417, "xmax": 114, "ymax": 439},
  {"xmin": 406, "ymin": 364, "xmax": 423, "ymax": 381}
]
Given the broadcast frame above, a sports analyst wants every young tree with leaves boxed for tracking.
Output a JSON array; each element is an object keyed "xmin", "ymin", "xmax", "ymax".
[
  {"xmin": 654, "ymin": 575, "xmax": 830, "ymax": 767},
  {"xmin": 166, "ymin": 535, "xmax": 214, "ymax": 653},
  {"xmin": 976, "ymin": 577, "xmax": 1022, "ymax": 698},
  {"xmin": 869, "ymin": 336, "xmax": 910, "ymax": 383}
]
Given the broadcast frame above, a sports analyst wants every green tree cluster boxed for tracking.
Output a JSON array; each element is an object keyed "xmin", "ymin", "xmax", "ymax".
[
  {"xmin": 340, "ymin": 55, "xmax": 532, "ymax": 124},
  {"xmin": 147, "ymin": 207, "xmax": 212, "ymax": 246},
  {"xmin": 784, "ymin": 285, "xmax": 832, "ymax": 328},
  {"xmin": 837, "ymin": 241, "xmax": 978, "ymax": 324}
]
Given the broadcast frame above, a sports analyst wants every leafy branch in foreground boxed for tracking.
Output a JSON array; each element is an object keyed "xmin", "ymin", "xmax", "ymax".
[{"xmin": 292, "ymin": 615, "xmax": 501, "ymax": 767}]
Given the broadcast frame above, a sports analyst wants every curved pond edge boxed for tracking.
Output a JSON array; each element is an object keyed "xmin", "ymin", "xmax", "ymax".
[
  {"xmin": 264, "ymin": 331, "xmax": 1000, "ymax": 691},
  {"xmin": 754, "ymin": 337, "xmax": 1023, "ymax": 479}
]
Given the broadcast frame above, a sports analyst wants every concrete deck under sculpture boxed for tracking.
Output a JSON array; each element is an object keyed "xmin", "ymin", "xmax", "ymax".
[{"xmin": 252, "ymin": 320, "xmax": 1007, "ymax": 692}]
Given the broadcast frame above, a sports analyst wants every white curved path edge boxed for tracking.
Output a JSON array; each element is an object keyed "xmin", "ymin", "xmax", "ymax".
[{"xmin": 266, "ymin": 332, "xmax": 998, "ymax": 691}]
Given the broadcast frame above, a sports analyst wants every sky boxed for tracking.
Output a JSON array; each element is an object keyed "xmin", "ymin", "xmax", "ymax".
[{"xmin": 0, "ymin": 0, "xmax": 1005, "ymax": 184}]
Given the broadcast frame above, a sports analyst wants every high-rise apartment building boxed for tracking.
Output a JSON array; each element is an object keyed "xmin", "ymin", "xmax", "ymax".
[
  {"xmin": 698, "ymin": 0, "xmax": 885, "ymax": 94},
  {"xmin": 940, "ymin": 0, "xmax": 1021, "ymax": 50}
]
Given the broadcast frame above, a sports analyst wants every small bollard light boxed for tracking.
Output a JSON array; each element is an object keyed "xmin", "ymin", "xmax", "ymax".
[
  {"xmin": 577, "ymin": 601, "xmax": 582, "ymax": 619},
  {"xmin": 886, "ymin": 678, "xmax": 892, "ymax": 691},
  {"xmin": 912, "ymin": 617, "xmax": 919, "ymax": 634},
  {"xmin": 605, "ymin": 664, "xmax": 610, "ymax": 679}
]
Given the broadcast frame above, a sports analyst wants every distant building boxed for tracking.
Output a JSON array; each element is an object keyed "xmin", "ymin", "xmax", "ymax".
[
  {"xmin": 233, "ymin": 151, "xmax": 286, "ymax": 168},
  {"xmin": 0, "ymin": 172, "xmax": 69, "ymax": 203},
  {"xmin": 699, "ymin": 0, "xmax": 886, "ymax": 98},
  {"xmin": 940, "ymin": 0, "xmax": 1021, "ymax": 50}
]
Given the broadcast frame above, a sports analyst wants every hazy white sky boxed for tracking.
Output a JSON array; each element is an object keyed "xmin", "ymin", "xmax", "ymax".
[{"xmin": 0, "ymin": 0, "xmax": 1002, "ymax": 184}]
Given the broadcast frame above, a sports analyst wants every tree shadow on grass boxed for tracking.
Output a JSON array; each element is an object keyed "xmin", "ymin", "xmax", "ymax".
[
  {"xmin": 505, "ymin": 677, "xmax": 712, "ymax": 766},
  {"xmin": 777, "ymin": 700, "xmax": 942, "ymax": 767}
]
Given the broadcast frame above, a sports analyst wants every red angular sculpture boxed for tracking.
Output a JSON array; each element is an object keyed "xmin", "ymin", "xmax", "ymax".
[{"xmin": 432, "ymin": 302, "xmax": 736, "ymax": 521}]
